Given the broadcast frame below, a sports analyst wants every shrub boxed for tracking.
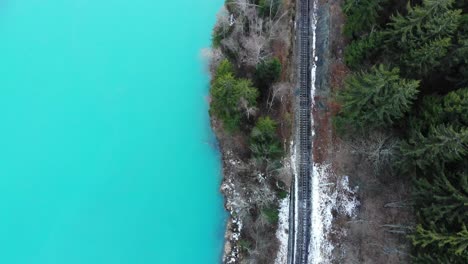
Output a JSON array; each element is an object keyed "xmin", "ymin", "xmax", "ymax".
[
  {"xmin": 250, "ymin": 116, "xmax": 282, "ymax": 161},
  {"xmin": 255, "ymin": 58, "xmax": 282, "ymax": 89},
  {"xmin": 262, "ymin": 206, "xmax": 279, "ymax": 224}
]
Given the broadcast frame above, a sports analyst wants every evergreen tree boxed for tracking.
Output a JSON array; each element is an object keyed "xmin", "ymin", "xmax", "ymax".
[
  {"xmin": 384, "ymin": 0, "xmax": 461, "ymax": 76},
  {"xmin": 255, "ymin": 58, "xmax": 282, "ymax": 90},
  {"xmin": 402, "ymin": 37, "xmax": 452, "ymax": 77},
  {"xmin": 386, "ymin": 0, "xmax": 460, "ymax": 48},
  {"xmin": 344, "ymin": 31, "xmax": 384, "ymax": 69},
  {"xmin": 412, "ymin": 251, "xmax": 467, "ymax": 264},
  {"xmin": 409, "ymin": 88, "xmax": 468, "ymax": 134},
  {"xmin": 210, "ymin": 74, "xmax": 259, "ymax": 131},
  {"xmin": 216, "ymin": 59, "xmax": 235, "ymax": 77},
  {"xmin": 449, "ymin": 38, "xmax": 468, "ymax": 87},
  {"xmin": 337, "ymin": 0, "xmax": 468, "ymax": 261},
  {"xmin": 442, "ymin": 88, "xmax": 468, "ymax": 126},
  {"xmin": 335, "ymin": 65, "xmax": 419, "ymax": 131},
  {"xmin": 343, "ymin": 0, "xmax": 385, "ymax": 37},
  {"xmin": 411, "ymin": 224, "xmax": 468, "ymax": 257},
  {"xmin": 414, "ymin": 170, "xmax": 468, "ymax": 225},
  {"xmin": 399, "ymin": 125, "xmax": 468, "ymax": 172},
  {"xmin": 250, "ymin": 116, "xmax": 282, "ymax": 162}
]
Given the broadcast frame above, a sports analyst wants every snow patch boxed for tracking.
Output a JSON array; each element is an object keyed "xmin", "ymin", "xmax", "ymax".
[
  {"xmin": 291, "ymin": 140, "xmax": 299, "ymax": 263},
  {"xmin": 274, "ymin": 196, "xmax": 290, "ymax": 264},
  {"xmin": 309, "ymin": 164, "xmax": 360, "ymax": 263}
]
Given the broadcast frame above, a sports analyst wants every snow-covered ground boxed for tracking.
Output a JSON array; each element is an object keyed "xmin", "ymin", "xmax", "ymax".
[
  {"xmin": 291, "ymin": 141, "xmax": 299, "ymax": 264},
  {"xmin": 309, "ymin": 164, "xmax": 360, "ymax": 263},
  {"xmin": 274, "ymin": 196, "xmax": 290, "ymax": 264}
]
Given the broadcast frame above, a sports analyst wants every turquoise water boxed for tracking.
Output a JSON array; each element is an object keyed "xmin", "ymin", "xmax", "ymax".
[{"xmin": 0, "ymin": 0, "xmax": 225, "ymax": 263}]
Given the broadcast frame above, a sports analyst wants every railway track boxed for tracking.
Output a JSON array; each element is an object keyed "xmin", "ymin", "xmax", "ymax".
[{"xmin": 289, "ymin": 0, "xmax": 312, "ymax": 263}]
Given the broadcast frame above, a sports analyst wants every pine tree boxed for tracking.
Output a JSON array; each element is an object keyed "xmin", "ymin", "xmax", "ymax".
[
  {"xmin": 402, "ymin": 37, "xmax": 452, "ymax": 77},
  {"xmin": 216, "ymin": 59, "xmax": 235, "ymax": 77},
  {"xmin": 442, "ymin": 88, "xmax": 468, "ymax": 126},
  {"xmin": 344, "ymin": 31, "xmax": 384, "ymax": 69},
  {"xmin": 408, "ymin": 88, "xmax": 468, "ymax": 134},
  {"xmin": 412, "ymin": 249, "xmax": 468, "ymax": 263},
  {"xmin": 343, "ymin": 0, "xmax": 385, "ymax": 37},
  {"xmin": 210, "ymin": 73, "xmax": 259, "ymax": 131},
  {"xmin": 386, "ymin": 0, "xmax": 460, "ymax": 48},
  {"xmin": 414, "ymin": 170, "xmax": 468, "ymax": 225},
  {"xmin": 255, "ymin": 58, "xmax": 282, "ymax": 90},
  {"xmin": 335, "ymin": 65, "xmax": 419, "ymax": 131},
  {"xmin": 411, "ymin": 224, "xmax": 468, "ymax": 257},
  {"xmin": 250, "ymin": 116, "xmax": 282, "ymax": 163},
  {"xmin": 399, "ymin": 125, "xmax": 468, "ymax": 172},
  {"xmin": 384, "ymin": 0, "xmax": 461, "ymax": 76}
]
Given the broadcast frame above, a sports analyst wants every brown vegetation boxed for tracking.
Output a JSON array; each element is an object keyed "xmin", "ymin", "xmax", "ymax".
[
  {"xmin": 210, "ymin": 1, "xmax": 297, "ymax": 263},
  {"xmin": 327, "ymin": 1, "xmax": 413, "ymax": 263}
]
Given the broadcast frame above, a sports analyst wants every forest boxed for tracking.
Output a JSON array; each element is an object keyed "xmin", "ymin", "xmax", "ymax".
[
  {"xmin": 338, "ymin": 0, "xmax": 468, "ymax": 262},
  {"xmin": 209, "ymin": 0, "xmax": 293, "ymax": 263}
]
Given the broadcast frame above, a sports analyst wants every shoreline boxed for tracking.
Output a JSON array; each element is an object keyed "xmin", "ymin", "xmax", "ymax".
[{"xmin": 207, "ymin": 1, "xmax": 298, "ymax": 263}]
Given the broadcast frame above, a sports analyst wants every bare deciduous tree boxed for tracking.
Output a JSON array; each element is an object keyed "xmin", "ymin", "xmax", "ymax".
[
  {"xmin": 220, "ymin": 0, "xmax": 291, "ymax": 68},
  {"xmin": 215, "ymin": 6, "xmax": 231, "ymax": 34},
  {"xmin": 267, "ymin": 82, "xmax": 291, "ymax": 110},
  {"xmin": 202, "ymin": 47, "xmax": 225, "ymax": 74},
  {"xmin": 247, "ymin": 181, "xmax": 276, "ymax": 209},
  {"xmin": 346, "ymin": 131, "xmax": 399, "ymax": 175},
  {"xmin": 239, "ymin": 97, "xmax": 258, "ymax": 119}
]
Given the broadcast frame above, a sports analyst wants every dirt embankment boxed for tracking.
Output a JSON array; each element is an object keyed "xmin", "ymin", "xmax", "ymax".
[{"xmin": 320, "ymin": 1, "xmax": 414, "ymax": 263}]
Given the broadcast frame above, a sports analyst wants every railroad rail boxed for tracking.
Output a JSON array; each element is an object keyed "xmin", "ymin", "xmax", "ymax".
[{"xmin": 289, "ymin": 0, "xmax": 312, "ymax": 263}]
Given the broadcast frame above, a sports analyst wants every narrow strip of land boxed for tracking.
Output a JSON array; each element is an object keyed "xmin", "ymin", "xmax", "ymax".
[{"xmin": 289, "ymin": 0, "xmax": 313, "ymax": 263}]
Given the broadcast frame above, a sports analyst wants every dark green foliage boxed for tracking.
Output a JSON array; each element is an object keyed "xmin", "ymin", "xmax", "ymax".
[
  {"xmin": 277, "ymin": 190, "xmax": 288, "ymax": 199},
  {"xmin": 335, "ymin": 65, "xmax": 419, "ymax": 131},
  {"xmin": 210, "ymin": 60, "xmax": 259, "ymax": 131},
  {"xmin": 410, "ymin": 88, "xmax": 468, "ymax": 134},
  {"xmin": 385, "ymin": 0, "xmax": 460, "ymax": 48},
  {"xmin": 258, "ymin": 0, "xmax": 281, "ymax": 17},
  {"xmin": 411, "ymin": 224, "xmax": 468, "ymax": 258},
  {"xmin": 255, "ymin": 58, "xmax": 282, "ymax": 89},
  {"xmin": 262, "ymin": 206, "xmax": 279, "ymax": 224},
  {"xmin": 238, "ymin": 239, "xmax": 252, "ymax": 251},
  {"xmin": 250, "ymin": 116, "xmax": 282, "ymax": 162},
  {"xmin": 378, "ymin": 0, "xmax": 462, "ymax": 77},
  {"xmin": 411, "ymin": 167, "xmax": 468, "ymax": 263},
  {"xmin": 344, "ymin": 31, "xmax": 384, "ymax": 69},
  {"xmin": 402, "ymin": 37, "xmax": 452, "ymax": 77},
  {"xmin": 340, "ymin": 0, "xmax": 468, "ymax": 261},
  {"xmin": 442, "ymin": 88, "xmax": 468, "ymax": 125},
  {"xmin": 399, "ymin": 125, "xmax": 467, "ymax": 172},
  {"xmin": 405, "ymin": 89, "xmax": 468, "ymax": 262},
  {"xmin": 343, "ymin": 0, "xmax": 384, "ymax": 37},
  {"xmin": 216, "ymin": 59, "xmax": 235, "ymax": 77},
  {"xmin": 447, "ymin": 15, "xmax": 468, "ymax": 86},
  {"xmin": 412, "ymin": 250, "xmax": 468, "ymax": 264},
  {"xmin": 448, "ymin": 38, "xmax": 468, "ymax": 86},
  {"xmin": 413, "ymin": 170, "xmax": 468, "ymax": 225},
  {"xmin": 212, "ymin": 27, "xmax": 228, "ymax": 48}
]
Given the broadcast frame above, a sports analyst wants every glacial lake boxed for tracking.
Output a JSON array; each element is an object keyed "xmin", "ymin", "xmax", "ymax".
[{"xmin": 0, "ymin": 0, "xmax": 225, "ymax": 263}]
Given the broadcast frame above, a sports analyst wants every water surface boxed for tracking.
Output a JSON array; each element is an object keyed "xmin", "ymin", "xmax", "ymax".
[{"xmin": 0, "ymin": 0, "xmax": 225, "ymax": 263}]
